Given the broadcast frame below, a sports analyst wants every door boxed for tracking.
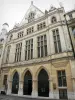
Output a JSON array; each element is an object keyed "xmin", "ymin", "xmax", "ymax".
[
  {"xmin": 12, "ymin": 72, "xmax": 19, "ymax": 94},
  {"xmin": 23, "ymin": 71, "xmax": 32, "ymax": 95},
  {"xmin": 38, "ymin": 69, "xmax": 49, "ymax": 97}
]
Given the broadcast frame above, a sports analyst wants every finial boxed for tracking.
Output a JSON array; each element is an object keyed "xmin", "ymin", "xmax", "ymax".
[{"xmin": 31, "ymin": 1, "xmax": 33, "ymax": 5}]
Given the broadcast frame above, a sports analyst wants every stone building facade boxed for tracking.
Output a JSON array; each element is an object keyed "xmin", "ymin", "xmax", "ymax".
[{"xmin": 0, "ymin": 2, "xmax": 75, "ymax": 99}]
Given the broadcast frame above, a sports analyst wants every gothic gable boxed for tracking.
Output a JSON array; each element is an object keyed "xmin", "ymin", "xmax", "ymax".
[{"xmin": 20, "ymin": 1, "xmax": 44, "ymax": 24}]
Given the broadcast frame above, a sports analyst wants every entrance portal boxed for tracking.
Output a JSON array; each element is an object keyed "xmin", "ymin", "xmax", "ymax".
[
  {"xmin": 38, "ymin": 69, "xmax": 49, "ymax": 97},
  {"xmin": 12, "ymin": 72, "xmax": 19, "ymax": 94},
  {"xmin": 23, "ymin": 71, "xmax": 32, "ymax": 95}
]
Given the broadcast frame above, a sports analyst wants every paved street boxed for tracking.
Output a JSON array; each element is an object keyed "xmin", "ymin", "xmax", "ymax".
[{"xmin": 0, "ymin": 94, "xmax": 51, "ymax": 100}]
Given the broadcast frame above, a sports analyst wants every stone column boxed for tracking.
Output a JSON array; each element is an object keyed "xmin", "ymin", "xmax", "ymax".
[
  {"xmin": 18, "ymin": 81, "xmax": 23, "ymax": 96},
  {"xmin": 32, "ymin": 79, "xmax": 38, "ymax": 97},
  {"xmin": 49, "ymin": 78, "xmax": 54, "ymax": 98},
  {"xmin": 18, "ymin": 73, "xmax": 23, "ymax": 96},
  {"xmin": 7, "ymin": 80, "xmax": 12, "ymax": 95},
  {"xmin": 33, "ymin": 37, "xmax": 37, "ymax": 58}
]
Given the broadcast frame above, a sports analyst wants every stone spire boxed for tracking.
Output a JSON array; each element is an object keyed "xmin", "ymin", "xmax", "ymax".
[{"xmin": 31, "ymin": 1, "xmax": 33, "ymax": 5}]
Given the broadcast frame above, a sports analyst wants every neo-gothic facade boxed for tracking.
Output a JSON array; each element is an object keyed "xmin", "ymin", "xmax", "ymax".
[{"xmin": 0, "ymin": 2, "xmax": 75, "ymax": 99}]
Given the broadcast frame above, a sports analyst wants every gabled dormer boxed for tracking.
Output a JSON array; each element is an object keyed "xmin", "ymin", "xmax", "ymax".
[{"xmin": 20, "ymin": 1, "xmax": 44, "ymax": 24}]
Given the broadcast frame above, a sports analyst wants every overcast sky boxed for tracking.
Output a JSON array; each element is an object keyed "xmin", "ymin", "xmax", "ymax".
[{"xmin": 0, "ymin": 0, "xmax": 75, "ymax": 31}]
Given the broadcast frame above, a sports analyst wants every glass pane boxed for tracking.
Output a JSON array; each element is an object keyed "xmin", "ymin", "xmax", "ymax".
[
  {"xmin": 53, "ymin": 36, "xmax": 56, "ymax": 41},
  {"xmin": 57, "ymin": 35, "xmax": 60, "ymax": 40},
  {"xmin": 43, "ymin": 22, "xmax": 46, "ymax": 27},
  {"xmin": 58, "ymin": 41, "xmax": 62, "ymax": 52},
  {"xmin": 38, "ymin": 37, "xmax": 40, "ymax": 42},
  {"xmin": 44, "ymin": 40, "xmax": 47, "ymax": 45},
  {"xmin": 28, "ymin": 45, "xmax": 30, "ymax": 50},
  {"xmin": 31, "ymin": 49, "xmax": 33, "ymax": 59},
  {"xmin": 44, "ymin": 46, "xmax": 47, "ymax": 56},
  {"xmin": 58, "ymin": 77, "xmax": 62, "ymax": 86},
  {"xmin": 41, "ymin": 46, "xmax": 43, "ymax": 57},
  {"xmin": 38, "ymin": 42, "xmax": 40, "ymax": 47},
  {"xmin": 41, "ymin": 36, "xmax": 43, "ymax": 41},
  {"xmin": 53, "ymin": 30, "xmax": 55, "ymax": 36},
  {"xmin": 25, "ymin": 51, "xmax": 27, "ymax": 60},
  {"xmin": 26, "ymin": 41, "xmax": 28, "ymax": 45},
  {"xmin": 28, "ymin": 50, "xmax": 30, "ymax": 60},
  {"xmin": 62, "ymin": 71, "xmax": 65, "ymax": 76},
  {"xmin": 63, "ymin": 77, "xmax": 67, "ymax": 86},
  {"xmin": 38, "ymin": 47, "xmax": 40, "ymax": 57},
  {"xmin": 44, "ymin": 35, "xmax": 46, "ymax": 40},
  {"xmin": 41, "ymin": 41, "xmax": 43, "ymax": 46},
  {"xmin": 54, "ymin": 42, "xmax": 58, "ymax": 53},
  {"xmin": 56, "ymin": 29, "xmax": 59, "ymax": 35},
  {"xmin": 58, "ymin": 71, "xmax": 61, "ymax": 76},
  {"xmin": 40, "ymin": 23, "xmax": 42, "ymax": 29}
]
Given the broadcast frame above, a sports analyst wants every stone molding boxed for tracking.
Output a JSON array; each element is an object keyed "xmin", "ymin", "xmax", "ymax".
[{"xmin": 2, "ymin": 52, "xmax": 73, "ymax": 68}]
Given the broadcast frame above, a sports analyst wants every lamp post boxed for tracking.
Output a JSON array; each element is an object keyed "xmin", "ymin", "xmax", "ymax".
[{"xmin": 64, "ymin": 14, "xmax": 75, "ymax": 59}]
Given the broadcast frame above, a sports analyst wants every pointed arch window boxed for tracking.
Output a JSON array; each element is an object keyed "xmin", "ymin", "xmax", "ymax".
[{"xmin": 51, "ymin": 16, "xmax": 57, "ymax": 23}]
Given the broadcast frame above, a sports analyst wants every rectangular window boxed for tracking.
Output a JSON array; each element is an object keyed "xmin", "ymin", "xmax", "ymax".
[
  {"xmin": 37, "ymin": 22, "xmax": 46, "ymax": 30},
  {"xmin": 25, "ymin": 39, "xmax": 33, "ymax": 60},
  {"xmin": 59, "ymin": 89, "xmax": 68, "ymax": 99},
  {"xmin": 57, "ymin": 70, "xmax": 67, "ymax": 87},
  {"xmin": 37, "ymin": 35, "xmax": 47, "ymax": 57},
  {"xmin": 53, "ymin": 29, "xmax": 62, "ymax": 53},
  {"xmin": 26, "ymin": 26, "xmax": 34, "ymax": 34},
  {"xmin": 6, "ymin": 45, "xmax": 11, "ymax": 63},
  {"xmin": 15, "ymin": 42, "xmax": 22, "ymax": 62},
  {"xmin": 18, "ymin": 31, "xmax": 23, "ymax": 38}
]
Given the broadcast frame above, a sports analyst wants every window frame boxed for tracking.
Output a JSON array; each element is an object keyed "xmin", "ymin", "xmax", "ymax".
[
  {"xmin": 15, "ymin": 42, "xmax": 22, "ymax": 62},
  {"xmin": 25, "ymin": 39, "xmax": 33, "ymax": 60},
  {"xmin": 37, "ymin": 34, "xmax": 47, "ymax": 58},
  {"xmin": 51, "ymin": 16, "xmax": 57, "ymax": 23},
  {"xmin": 57, "ymin": 70, "xmax": 67, "ymax": 87},
  {"xmin": 53, "ymin": 29, "xmax": 62, "ymax": 53},
  {"xmin": 37, "ymin": 22, "xmax": 46, "ymax": 31}
]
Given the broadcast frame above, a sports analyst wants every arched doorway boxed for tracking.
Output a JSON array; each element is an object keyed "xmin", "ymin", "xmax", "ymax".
[
  {"xmin": 38, "ymin": 69, "xmax": 49, "ymax": 97},
  {"xmin": 12, "ymin": 72, "xmax": 19, "ymax": 94},
  {"xmin": 23, "ymin": 70, "xmax": 32, "ymax": 95}
]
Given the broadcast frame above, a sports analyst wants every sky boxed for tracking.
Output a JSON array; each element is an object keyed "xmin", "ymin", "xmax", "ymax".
[{"xmin": 0, "ymin": 0, "xmax": 75, "ymax": 31}]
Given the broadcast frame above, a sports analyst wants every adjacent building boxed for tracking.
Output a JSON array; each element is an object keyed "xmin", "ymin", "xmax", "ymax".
[
  {"xmin": 0, "ymin": 23, "xmax": 9, "ymax": 93},
  {"xmin": 0, "ymin": 2, "xmax": 75, "ymax": 99},
  {"xmin": 65, "ymin": 9, "xmax": 75, "ymax": 99}
]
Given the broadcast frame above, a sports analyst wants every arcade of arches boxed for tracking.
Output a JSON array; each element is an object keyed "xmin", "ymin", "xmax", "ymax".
[
  {"xmin": 8, "ymin": 68, "xmax": 50, "ymax": 97},
  {"xmin": 5, "ymin": 62, "xmax": 73, "ymax": 99}
]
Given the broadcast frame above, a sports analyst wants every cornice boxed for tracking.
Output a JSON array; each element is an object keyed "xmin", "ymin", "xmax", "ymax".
[{"xmin": 1, "ymin": 51, "xmax": 73, "ymax": 68}]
